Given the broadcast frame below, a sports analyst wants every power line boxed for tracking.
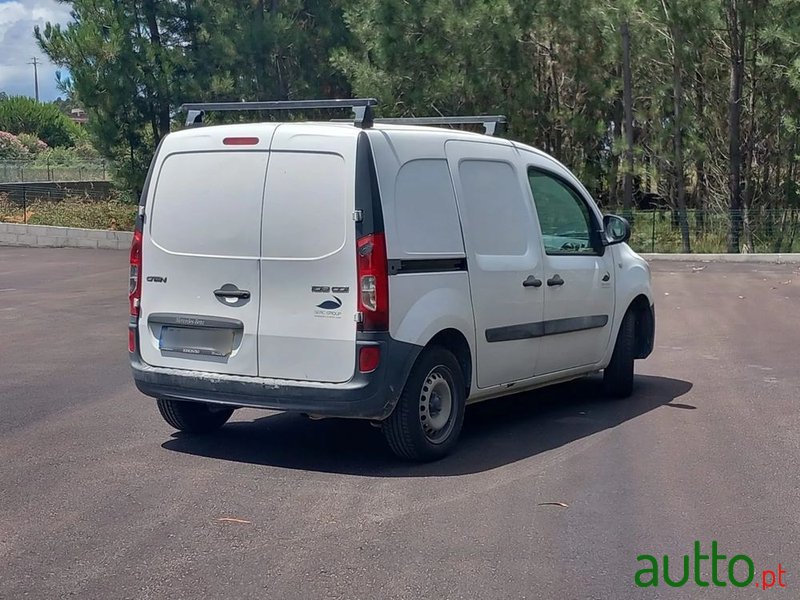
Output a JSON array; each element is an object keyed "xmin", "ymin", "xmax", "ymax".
[{"xmin": 28, "ymin": 57, "xmax": 40, "ymax": 102}]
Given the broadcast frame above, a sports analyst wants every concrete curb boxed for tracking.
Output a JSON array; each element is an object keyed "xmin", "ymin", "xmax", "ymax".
[
  {"xmin": 0, "ymin": 222, "xmax": 132, "ymax": 250},
  {"xmin": 642, "ymin": 253, "xmax": 800, "ymax": 264}
]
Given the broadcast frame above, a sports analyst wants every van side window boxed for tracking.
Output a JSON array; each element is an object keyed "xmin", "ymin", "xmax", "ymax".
[
  {"xmin": 395, "ymin": 159, "xmax": 464, "ymax": 255},
  {"xmin": 459, "ymin": 160, "xmax": 530, "ymax": 256},
  {"xmin": 528, "ymin": 169, "xmax": 598, "ymax": 256}
]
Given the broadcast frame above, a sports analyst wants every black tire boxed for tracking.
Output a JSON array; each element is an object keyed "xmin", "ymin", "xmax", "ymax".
[
  {"xmin": 603, "ymin": 311, "xmax": 636, "ymax": 398},
  {"xmin": 156, "ymin": 398, "xmax": 234, "ymax": 433},
  {"xmin": 382, "ymin": 347, "xmax": 466, "ymax": 461}
]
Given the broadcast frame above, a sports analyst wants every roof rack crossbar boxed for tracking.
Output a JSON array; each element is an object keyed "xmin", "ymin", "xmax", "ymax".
[
  {"xmin": 331, "ymin": 115, "xmax": 507, "ymax": 136},
  {"xmin": 181, "ymin": 98, "xmax": 378, "ymax": 128}
]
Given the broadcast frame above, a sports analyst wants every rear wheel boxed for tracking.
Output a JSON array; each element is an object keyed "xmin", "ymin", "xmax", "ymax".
[
  {"xmin": 603, "ymin": 311, "xmax": 636, "ymax": 398},
  {"xmin": 382, "ymin": 347, "xmax": 466, "ymax": 461},
  {"xmin": 156, "ymin": 398, "xmax": 234, "ymax": 433}
]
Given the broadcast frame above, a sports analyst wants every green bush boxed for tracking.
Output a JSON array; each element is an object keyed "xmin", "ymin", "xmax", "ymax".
[
  {"xmin": 0, "ymin": 195, "xmax": 136, "ymax": 230},
  {"xmin": 73, "ymin": 138, "xmax": 100, "ymax": 160},
  {"xmin": 35, "ymin": 146, "xmax": 86, "ymax": 165},
  {"xmin": 15, "ymin": 132, "xmax": 48, "ymax": 155},
  {"xmin": 0, "ymin": 96, "xmax": 81, "ymax": 147}
]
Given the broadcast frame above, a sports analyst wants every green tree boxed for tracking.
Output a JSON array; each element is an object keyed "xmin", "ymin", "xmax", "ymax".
[
  {"xmin": 0, "ymin": 96, "xmax": 80, "ymax": 147},
  {"xmin": 36, "ymin": 0, "xmax": 352, "ymax": 193}
]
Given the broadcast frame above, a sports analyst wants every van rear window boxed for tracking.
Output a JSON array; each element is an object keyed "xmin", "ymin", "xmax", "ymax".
[
  {"xmin": 261, "ymin": 151, "xmax": 347, "ymax": 259},
  {"xmin": 150, "ymin": 152, "xmax": 267, "ymax": 258}
]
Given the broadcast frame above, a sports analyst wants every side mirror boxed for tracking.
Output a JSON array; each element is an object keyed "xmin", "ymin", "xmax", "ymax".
[{"xmin": 603, "ymin": 214, "xmax": 631, "ymax": 245}]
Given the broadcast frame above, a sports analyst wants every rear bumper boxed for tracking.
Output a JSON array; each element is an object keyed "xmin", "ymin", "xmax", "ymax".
[{"xmin": 130, "ymin": 333, "xmax": 421, "ymax": 420}]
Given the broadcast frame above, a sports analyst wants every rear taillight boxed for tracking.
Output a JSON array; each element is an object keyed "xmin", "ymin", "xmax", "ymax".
[
  {"xmin": 128, "ymin": 229, "xmax": 143, "ymax": 351},
  {"xmin": 356, "ymin": 232, "xmax": 389, "ymax": 331}
]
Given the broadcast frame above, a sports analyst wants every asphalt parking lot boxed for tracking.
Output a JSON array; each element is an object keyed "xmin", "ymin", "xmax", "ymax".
[{"xmin": 1, "ymin": 247, "xmax": 799, "ymax": 599}]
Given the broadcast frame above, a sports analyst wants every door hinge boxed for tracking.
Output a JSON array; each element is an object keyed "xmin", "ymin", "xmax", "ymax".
[
  {"xmin": 354, "ymin": 312, "xmax": 364, "ymax": 323},
  {"xmin": 352, "ymin": 210, "xmax": 363, "ymax": 222}
]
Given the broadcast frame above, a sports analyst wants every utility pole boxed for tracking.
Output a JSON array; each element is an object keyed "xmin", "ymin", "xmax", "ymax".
[{"xmin": 29, "ymin": 57, "xmax": 40, "ymax": 102}]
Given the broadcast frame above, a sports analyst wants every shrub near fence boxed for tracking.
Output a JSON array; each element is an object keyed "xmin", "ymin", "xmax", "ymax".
[
  {"xmin": 628, "ymin": 209, "xmax": 800, "ymax": 254},
  {"xmin": 0, "ymin": 160, "xmax": 109, "ymax": 183},
  {"xmin": 0, "ymin": 195, "xmax": 136, "ymax": 230}
]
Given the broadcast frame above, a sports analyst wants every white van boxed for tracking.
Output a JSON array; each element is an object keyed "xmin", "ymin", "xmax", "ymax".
[{"xmin": 129, "ymin": 99, "xmax": 654, "ymax": 461}]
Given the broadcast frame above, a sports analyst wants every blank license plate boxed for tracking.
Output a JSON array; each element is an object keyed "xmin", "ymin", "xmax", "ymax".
[{"xmin": 159, "ymin": 327, "xmax": 234, "ymax": 357}]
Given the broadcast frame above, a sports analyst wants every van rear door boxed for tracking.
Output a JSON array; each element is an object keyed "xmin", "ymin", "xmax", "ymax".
[
  {"xmin": 256, "ymin": 125, "xmax": 358, "ymax": 382},
  {"xmin": 138, "ymin": 128, "xmax": 275, "ymax": 376}
]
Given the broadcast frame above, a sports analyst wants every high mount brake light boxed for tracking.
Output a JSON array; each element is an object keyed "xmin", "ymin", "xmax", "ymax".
[{"xmin": 223, "ymin": 137, "xmax": 259, "ymax": 146}]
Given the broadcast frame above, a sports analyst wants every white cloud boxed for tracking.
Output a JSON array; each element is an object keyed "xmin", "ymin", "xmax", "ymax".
[{"xmin": 0, "ymin": 0, "xmax": 73, "ymax": 101}]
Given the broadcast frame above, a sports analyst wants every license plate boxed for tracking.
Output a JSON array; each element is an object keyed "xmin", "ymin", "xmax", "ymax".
[{"xmin": 159, "ymin": 326, "xmax": 234, "ymax": 357}]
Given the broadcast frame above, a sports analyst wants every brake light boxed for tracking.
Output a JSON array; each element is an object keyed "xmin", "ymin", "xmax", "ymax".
[
  {"xmin": 356, "ymin": 232, "xmax": 389, "ymax": 331},
  {"xmin": 128, "ymin": 229, "xmax": 142, "ymax": 351},
  {"xmin": 223, "ymin": 137, "xmax": 259, "ymax": 146}
]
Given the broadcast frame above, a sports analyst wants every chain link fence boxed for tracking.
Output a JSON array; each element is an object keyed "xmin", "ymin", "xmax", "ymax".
[
  {"xmin": 0, "ymin": 193, "xmax": 136, "ymax": 230},
  {"xmin": 1, "ymin": 177, "xmax": 799, "ymax": 252},
  {"xmin": 0, "ymin": 160, "xmax": 109, "ymax": 183},
  {"xmin": 629, "ymin": 208, "xmax": 800, "ymax": 253}
]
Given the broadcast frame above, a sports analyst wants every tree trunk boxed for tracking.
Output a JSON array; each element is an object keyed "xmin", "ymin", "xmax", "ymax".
[
  {"xmin": 694, "ymin": 69, "xmax": 707, "ymax": 236},
  {"xmin": 549, "ymin": 40, "xmax": 563, "ymax": 158},
  {"xmin": 621, "ymin": 20, "xmax": 635, "ymax": 220},
  {"xmin": 608, "ymin": 96, "xmax": 623, "ymax": 207},
  {"xmin": 671, "ymin": 24, "xmax": 690, "ymax": 252},
  {"xmin": 725, "ymin": 0, "xmax": 745, "ymax": 253},
  {"xmin": 741, "ymin": 25, "xmax": 759, "ymax": 253},
  {"xmin": 772, "ymin": 126, "xmax": 784, "ymax": 252},
  {"xmin": 787, "ymin": 211, "xmax": 799, "ymax": 252},
  {"xmin": 142, "ymin": 0, "xmax": 170, "ymax": 140}
]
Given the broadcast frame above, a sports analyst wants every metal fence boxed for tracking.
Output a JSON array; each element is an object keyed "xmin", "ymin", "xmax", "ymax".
[
  {"xmin": 0, "ymin": 194, "xmax": 135, "ymax": 229},
  {"xmin": 0, "ymin": 160, "xmax": 109, "ymax": 183},
  {"xmin": 628, "ymin": 208, "xmax": 800, "ymax": 254},
  {"xmin": 1, "ymin": 186, "xmax": 798, "ymax": 252}
]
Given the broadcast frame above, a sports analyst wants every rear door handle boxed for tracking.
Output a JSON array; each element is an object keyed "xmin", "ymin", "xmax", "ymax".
[
  {"xmin": 546, "ymin": 274, "xmax": 564, "ymax": 287},
  {"xmin": 523, "ymin": 275, "xmax": 543, "ymax": 288},
  {"xmin": 214, "ymin": 288, "xmax": 251, "ymax": 299}
]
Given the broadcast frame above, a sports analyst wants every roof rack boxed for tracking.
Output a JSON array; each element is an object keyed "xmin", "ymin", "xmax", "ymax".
[
  {"xmin": 180, "ymin": 99, "xmax": 506, "ymax": 136},
  {"xmin": 330, "ymin": 115, "xmax": 507, "ymax": 135},
  {"xmin": 180, "ymin": 98, "xmax": 378, "ymax": 128},
  {"xmin": 369, "ymin": 116, "xmax": 507, "ymax": 136}
]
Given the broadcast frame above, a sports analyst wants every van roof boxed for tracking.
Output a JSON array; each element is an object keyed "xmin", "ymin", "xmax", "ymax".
[
  {"xmin": 167, "ymin": 120, "xmax": 517, "ymax": 146},
  {"xmin": 162, "ymin": 120, "xmax": 556, "ymax": 167}
]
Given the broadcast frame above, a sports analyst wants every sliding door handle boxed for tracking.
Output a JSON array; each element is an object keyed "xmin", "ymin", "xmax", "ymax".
[
  {"xmin": 546, "ymin": 274, "xmax": 564, "ymax": 287},
  {"xmin": 523, "ymin": 276, "xmax": 543, "ymax": 288}
]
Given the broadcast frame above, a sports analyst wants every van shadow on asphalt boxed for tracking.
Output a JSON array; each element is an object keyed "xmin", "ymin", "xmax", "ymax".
[{"xmin": 162, "ymin": 374, "xmax": 692, "ymax": 477}]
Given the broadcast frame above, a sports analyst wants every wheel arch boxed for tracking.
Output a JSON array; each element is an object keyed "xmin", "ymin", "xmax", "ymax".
[
  {"xmin": 626, "ymin": 294, "xmax": 655, "ymax": 359},
  {"xmin": 425, "ymin": 328, "xmax": 473, "ymax": 395}
]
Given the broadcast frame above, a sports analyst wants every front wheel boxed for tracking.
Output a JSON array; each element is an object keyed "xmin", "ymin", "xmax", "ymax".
[
  {"xmin": 603, "ymin": 311, "xmax": 636, "ymax": 398},
  {"xmin": 382, "ymin": 347, "xmax": 466, "ymax": 461},
  {"xmin": 156, "ymin": 398, "xmax": 234, "ymax": 433}
]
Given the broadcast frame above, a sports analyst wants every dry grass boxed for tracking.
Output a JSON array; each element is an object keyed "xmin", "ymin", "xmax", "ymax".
[{"xmin": 0, "ymin": 194, "xmax": 137, "ymax": 231}]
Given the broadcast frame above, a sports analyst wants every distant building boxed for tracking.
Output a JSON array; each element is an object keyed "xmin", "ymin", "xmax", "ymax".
[{"xmin": 69, "ymin": 108, "xmax": 88, "ymax": 125}]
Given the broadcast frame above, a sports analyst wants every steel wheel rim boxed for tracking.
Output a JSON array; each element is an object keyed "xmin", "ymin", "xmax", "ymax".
[{"xmin": 419, "ymin": 366, "xmax": 455, "ymax": 443}]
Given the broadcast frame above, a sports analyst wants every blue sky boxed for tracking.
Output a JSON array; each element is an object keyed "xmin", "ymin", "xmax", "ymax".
[{"xmin": 0, "ymin": 0, "xmax": 73, "ymax": 101}]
